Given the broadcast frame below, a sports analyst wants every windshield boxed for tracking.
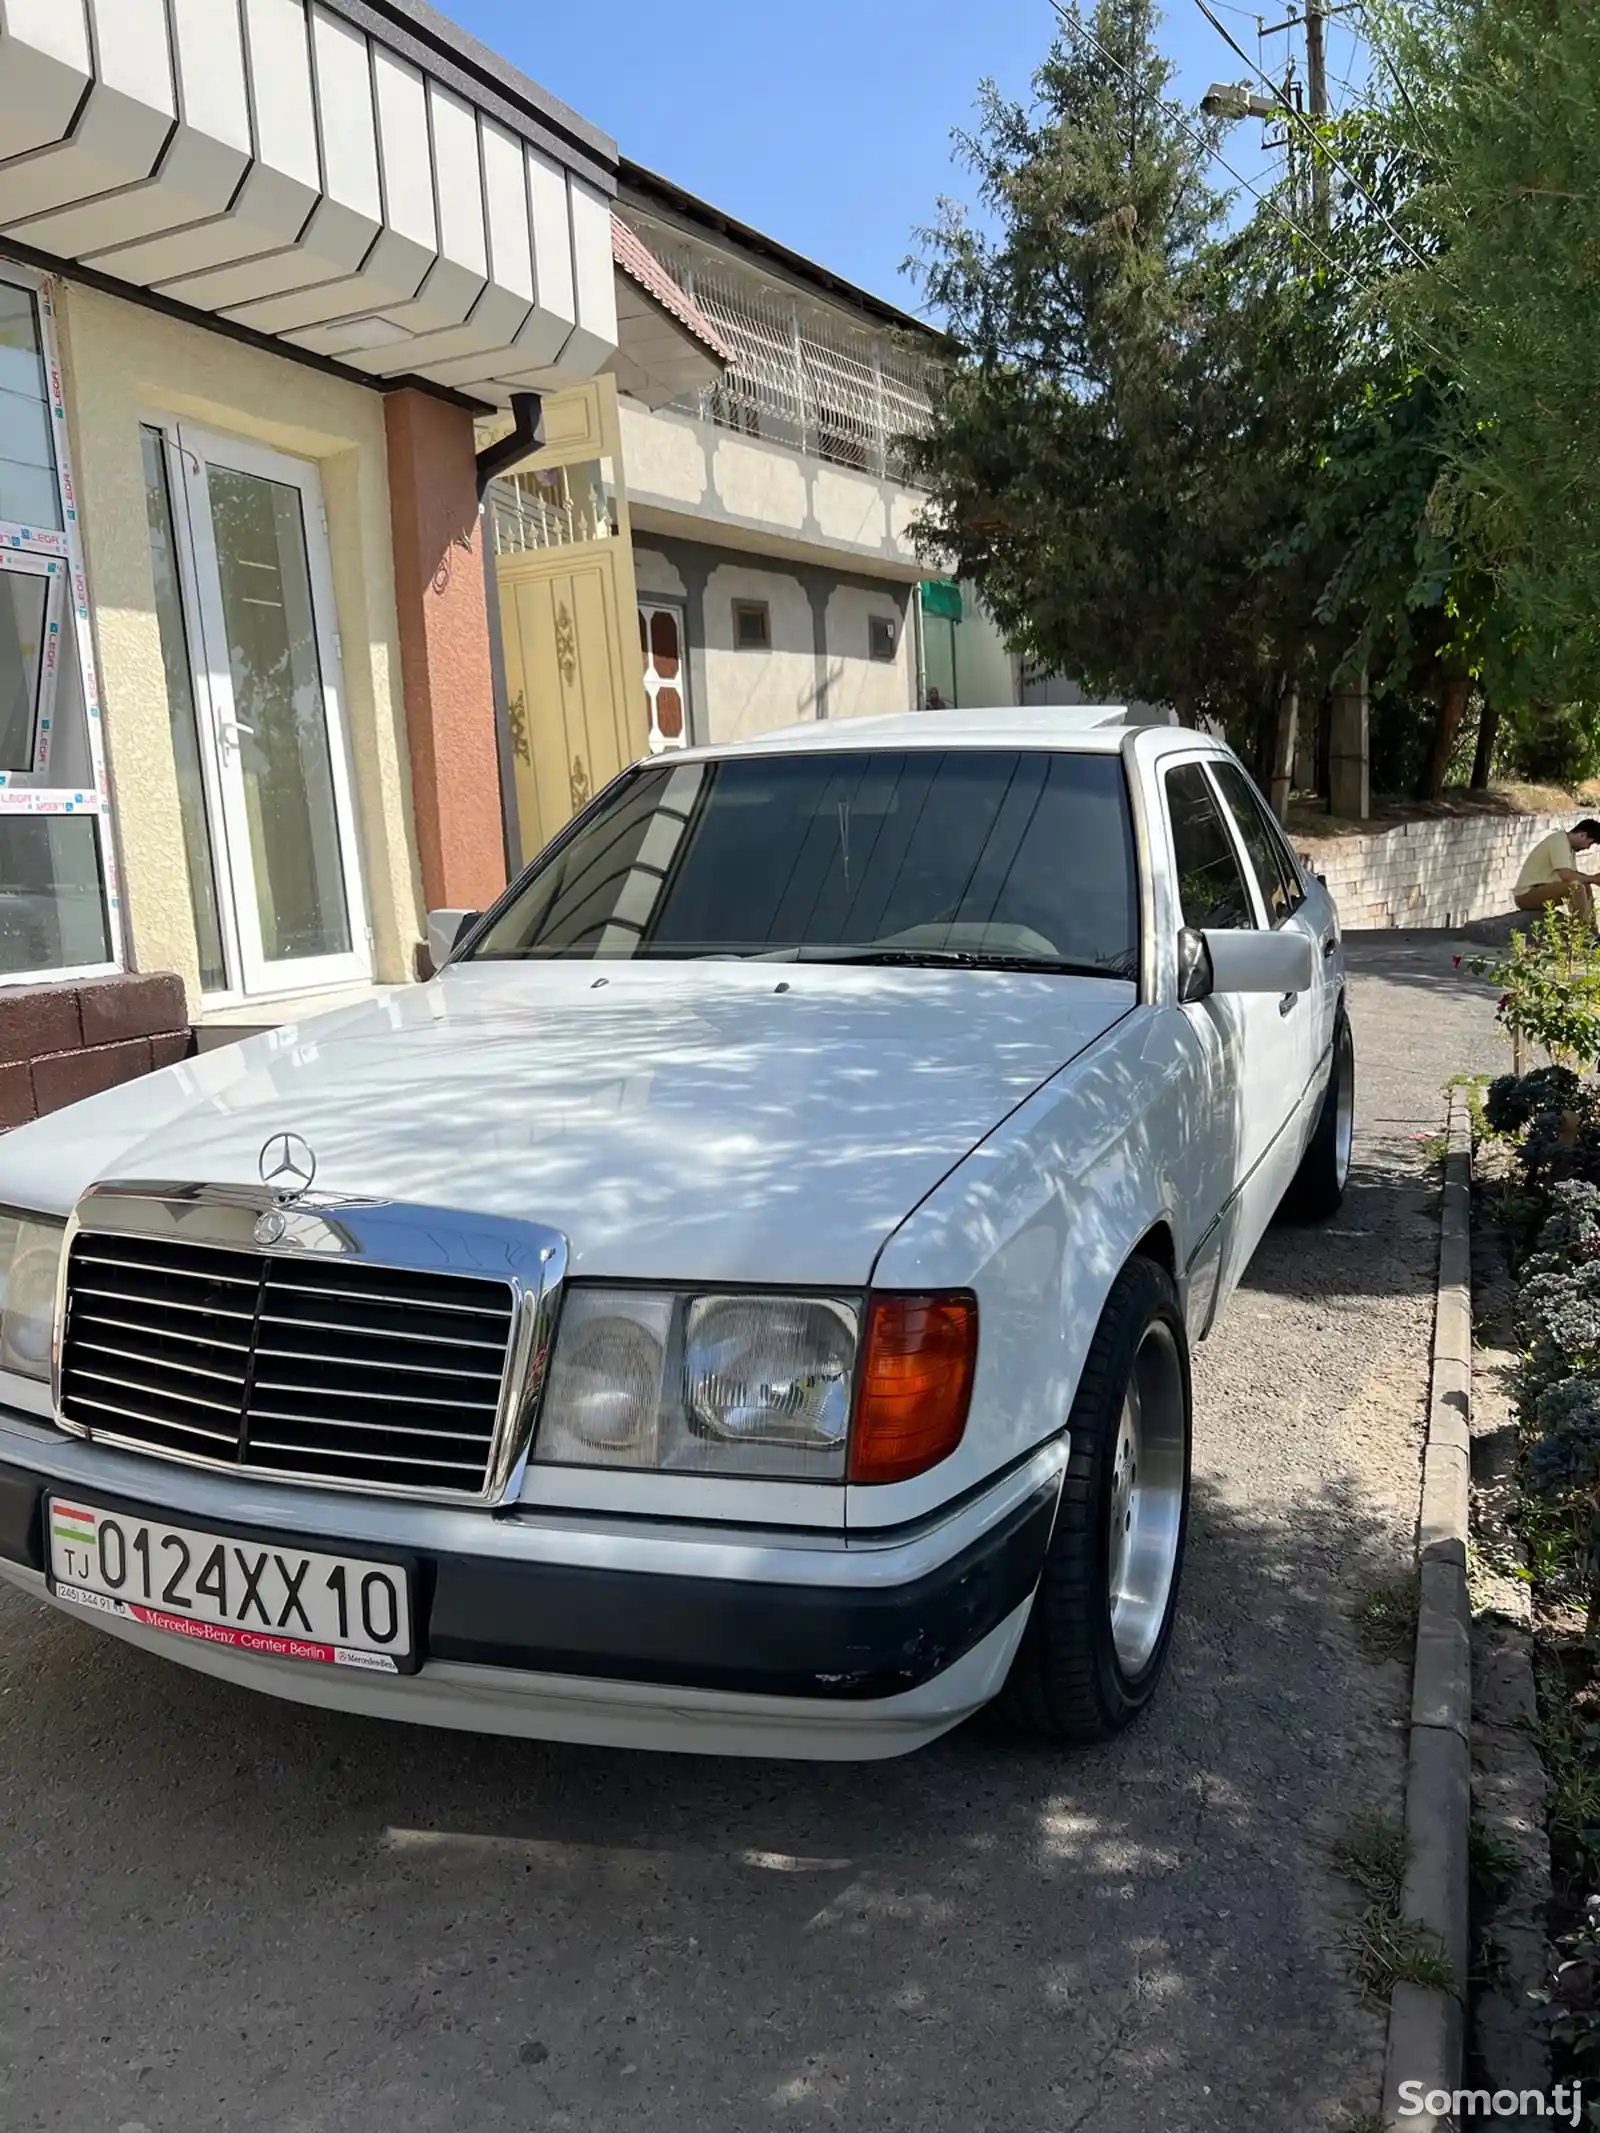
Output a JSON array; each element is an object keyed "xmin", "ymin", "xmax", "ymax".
[{"xmin": 466, "ymin": 747, "xmax": 1140, "ymax": 976}]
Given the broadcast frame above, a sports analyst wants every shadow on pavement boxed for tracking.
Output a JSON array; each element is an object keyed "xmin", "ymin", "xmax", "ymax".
[
  {"xmin": 4, "ymin": 1457, "xmax": 1407, "ymax": 2133},
  {"xmin": 1240, "ymin": 1157, "xmax": 1440, "ymax": 1306},
  {"xmin": 1344, "ymin": 928, "xmax": 1503, "ymax": 1000}
]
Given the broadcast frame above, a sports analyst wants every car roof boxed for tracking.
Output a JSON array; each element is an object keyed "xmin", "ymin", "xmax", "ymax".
[{"xmin": 673, "ymin": 706, "xmax": 1201, "ymax": 761}]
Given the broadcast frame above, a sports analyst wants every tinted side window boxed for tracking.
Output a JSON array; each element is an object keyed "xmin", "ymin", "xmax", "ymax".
[
  {"xmin": 1211, "ymin": 761, "xmax": 1303, "ymax": 923},
  {"xmin": 1165, "ymin": 763, "xmax": 1255, "ymax": 929}
]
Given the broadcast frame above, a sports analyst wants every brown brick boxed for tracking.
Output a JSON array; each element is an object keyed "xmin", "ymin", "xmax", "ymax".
[
  {"xmin": 33, "ymin": 1037, "xmax": 152, "ymax": 1116},
  {"xmin": 0, "ymin": 981, "xmax": 80, "ymax": 1067},
  {"xmin": 77, "ymin": 972, "xmax": 187, "ymax": 1048},
  {"xmin": 149, "ymin": 1030, "xmax": 195, "ymax": 1070},
  {"xmin": 0, "ymin": 1061, "xmax": 36, "ymax": 1129}
]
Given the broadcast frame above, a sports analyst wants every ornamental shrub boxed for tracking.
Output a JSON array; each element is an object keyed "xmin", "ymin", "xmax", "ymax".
[
  {"xmin": 1524, "ymin": 1181, "xmax": 1600, "ymax": 1277},
  {"xmin": 1484, "ymin": 1069, "xmax": 1600, "ymax": 1192},
  {"xmin": 1485, "ymin": 1064, "xmax": 1583, "ymax": 1138},
  {"xmin": 1524, "ymin": 1377, "xmax": 1600, "ymax": 1498}
]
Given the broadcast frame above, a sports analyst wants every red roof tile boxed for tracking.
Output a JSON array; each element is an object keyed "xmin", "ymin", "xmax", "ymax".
[{"xmin": 612, "ymin": 215, "xmax": 733, "ymax": 366}]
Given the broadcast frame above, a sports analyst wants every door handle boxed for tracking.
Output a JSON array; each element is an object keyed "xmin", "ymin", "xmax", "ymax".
[
  {"xmin": 1322, "ymin": 934, "xmax": 1337, "ymax": 958},
  {"xmin": 1279, "ymin": 991, "xmax": 1298, "ymax": 1016},
  {"xmin": 219, "ymin": 720, "xmax": 255, "ymax": 744}
]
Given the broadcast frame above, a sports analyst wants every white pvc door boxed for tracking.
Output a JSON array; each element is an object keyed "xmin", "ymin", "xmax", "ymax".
[{"xmin": 177, "ymin": 427, "xmax": 369, "ymax": 997}]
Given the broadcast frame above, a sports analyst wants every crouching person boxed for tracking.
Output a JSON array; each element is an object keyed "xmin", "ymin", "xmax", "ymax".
[{"xmin": 1513, "ymin": 818, "xmax": 1600, "ymax": 925}]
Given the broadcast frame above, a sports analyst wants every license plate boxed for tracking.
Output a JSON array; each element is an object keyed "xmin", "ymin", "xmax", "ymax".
[{"xmin": 46, "ymin": 1496, "xmax": 415, "ymax": 1674}]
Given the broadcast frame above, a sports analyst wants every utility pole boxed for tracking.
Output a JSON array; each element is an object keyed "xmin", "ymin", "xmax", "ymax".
[
  {"xmin": 1206, "ymin": 1, "xmax": 1368, "ymax": 821},
  {"xmin": 1305, "ymin": 0, "xmax": 1329, "ymax": 228},
  {"xmin": 1304, "ymin": 0, "xmax": 1371, "ymax": 821}
]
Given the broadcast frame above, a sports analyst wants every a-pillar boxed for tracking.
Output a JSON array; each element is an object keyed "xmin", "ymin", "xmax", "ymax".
[
  {"xmin": 384, "ymin": 388, "xmax": 507, "ymax": 918},
  {"xmin": 1329, "ymin": 670, "xmax": 1370, "ymax": 821}
]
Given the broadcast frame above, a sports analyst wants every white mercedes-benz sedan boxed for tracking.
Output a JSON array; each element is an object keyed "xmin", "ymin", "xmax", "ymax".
[{"xmin": 0, "ymin": 707, "xmax": 1350, "ymax": 1759}]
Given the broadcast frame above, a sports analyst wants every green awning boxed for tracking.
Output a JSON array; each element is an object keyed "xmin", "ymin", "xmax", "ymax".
[{"xmin": 921, "ymin": 579, "xmax": 963, "ymax": 623}]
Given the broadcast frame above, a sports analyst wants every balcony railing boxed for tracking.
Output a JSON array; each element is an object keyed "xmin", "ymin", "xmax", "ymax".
[
  {"xmin": 488, "ymin": 463, "xmax": 617, "ymax": 554},
  {"xmin": 628, "ymin": 224, "xmax": 933, "ymax": 484}
]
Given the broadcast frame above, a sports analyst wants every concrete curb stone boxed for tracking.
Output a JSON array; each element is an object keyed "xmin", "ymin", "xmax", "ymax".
[{"xmin": 1382, "ymin": 1091, "xmax": 1473, "ymax": 2131}]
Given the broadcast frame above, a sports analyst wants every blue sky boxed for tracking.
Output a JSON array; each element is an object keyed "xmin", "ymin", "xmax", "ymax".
[{"xmin": 442, "ymin": 0, "xmax": 1372, "ymax": 313}]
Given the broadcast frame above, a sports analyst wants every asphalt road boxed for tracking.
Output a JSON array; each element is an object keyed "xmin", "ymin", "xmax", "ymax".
[{"xmin": 0, "ymin": 935, "xmax": 1505, "ymax": 2133}]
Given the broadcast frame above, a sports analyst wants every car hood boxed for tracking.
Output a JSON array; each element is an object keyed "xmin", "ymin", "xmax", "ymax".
[{"xmin": 0, "ymin": 963, "xmax": 1134, "ymax": 1285}]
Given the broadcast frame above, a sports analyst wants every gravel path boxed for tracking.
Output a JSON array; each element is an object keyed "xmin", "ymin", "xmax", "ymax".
[{"xmin": 0, "ymin": 935, "xmax": 1504, "ymax": 2133}]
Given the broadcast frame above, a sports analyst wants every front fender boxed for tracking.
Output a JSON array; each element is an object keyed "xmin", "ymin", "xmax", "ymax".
[{"xmin": 848, "ymin": 1006, "xmax": 1214, "ymax": 1529}]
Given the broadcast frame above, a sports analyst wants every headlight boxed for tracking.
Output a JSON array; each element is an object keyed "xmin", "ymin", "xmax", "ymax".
[
  {"xmin": 535, "ymin": 1288, "xmax": 860, "ymax": 1479},
  {"xmin": 0, "ymin": 1213, "xmax": 63, "ymax": 1381}
]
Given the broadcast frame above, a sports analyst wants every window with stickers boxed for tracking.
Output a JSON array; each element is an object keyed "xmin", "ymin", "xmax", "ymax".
[{"xmin": 0, "ymin": 269, "xmax": 114, "ymax": 982}]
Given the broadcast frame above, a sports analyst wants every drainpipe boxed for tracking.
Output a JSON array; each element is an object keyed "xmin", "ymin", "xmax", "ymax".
[{"xmin": 474, "ymin": 392, "xmax": 545, "ymax": 500}]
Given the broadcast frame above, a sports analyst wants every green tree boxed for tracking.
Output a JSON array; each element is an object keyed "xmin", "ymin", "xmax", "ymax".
[
  {"xmin": 1251, "ymin": 103, "xmax": 1514, "ymax": 801},
  {"xmin": 906, "ymin": 2, "xmax": 1452, "ymax": 769},
  {"xmin": 1390, "ymin": 0, "xmax": 1600, "ymax": 670},
  {"xmin": 905, "ymin": 0, "xmax": 1288, "ymax": 725},
  {"xmin": 909, "ymin": 0, "xmax": 1571, "ymax": 800}
]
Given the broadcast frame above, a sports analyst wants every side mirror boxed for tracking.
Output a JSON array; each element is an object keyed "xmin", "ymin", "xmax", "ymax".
[
  {"xmin": 1177, "ymin": 927, "xmax": 1214, "ymax": 1004},
  {"xmin": 1183, "ymin": 925, "xmax": 1317, "ymax": 999},
  {"xmin": 425, "ymin": 908, "xmax": 479, "ymax": 973}
]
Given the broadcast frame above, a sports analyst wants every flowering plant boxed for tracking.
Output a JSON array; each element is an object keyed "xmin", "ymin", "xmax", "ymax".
[{"xmin": 1468, "ymin": 904, "xmax": 1600, "ymax": 1068}]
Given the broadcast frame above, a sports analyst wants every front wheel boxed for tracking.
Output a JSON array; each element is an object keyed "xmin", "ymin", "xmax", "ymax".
[
  {"xmin": 997, "ymin": 1257, "xmax": 1192, "ymax": 1744},
  {"xmin": 1285, "ymin": 1007, "xmax": 1355, "ymax": 1222}
]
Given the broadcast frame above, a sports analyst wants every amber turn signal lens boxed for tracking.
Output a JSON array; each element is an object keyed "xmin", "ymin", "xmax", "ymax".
[{"xmin": 848, "ymin": 1292, "xmax": 978, "ymax": 1484}]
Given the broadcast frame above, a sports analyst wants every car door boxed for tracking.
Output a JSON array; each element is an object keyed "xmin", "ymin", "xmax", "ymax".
[
  {"xmin": 1208, "ymin": 758, "xmax": 1337, "ymax": 1144},
  {"xmin": 1161, "ymin": 758, "xmax": 1298, "ymax": 1291},
  {"xmin": 1207, "ymin": 758, "xmax": 1316, "ymax": 1131}
]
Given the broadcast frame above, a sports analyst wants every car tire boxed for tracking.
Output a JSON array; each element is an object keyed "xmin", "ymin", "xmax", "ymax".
[
  {"xmin": 1285, "ymin": 1007, "xmax": 1355, "ymax": 1223},
  {"xmin": 996, "ymin": 1256, "xmax": 1192, "ymax": 1745}
]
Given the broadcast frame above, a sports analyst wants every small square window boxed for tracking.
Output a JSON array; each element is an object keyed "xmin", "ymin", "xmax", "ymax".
[
  {"xmin": 869, "ymin": 614, "xmax": 897, "ymax": 662},
  {"xmin": 733, "ymin": 599, "xmax": 770, "ymax": 650}
]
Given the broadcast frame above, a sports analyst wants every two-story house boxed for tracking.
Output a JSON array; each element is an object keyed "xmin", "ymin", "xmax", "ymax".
[{"xmin": 479, "ymin": 161, "xmax": 1023, "ymax": 861}]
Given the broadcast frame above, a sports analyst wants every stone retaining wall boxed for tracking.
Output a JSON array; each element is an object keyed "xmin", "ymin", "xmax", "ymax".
[
  {"xmin": 1296, "ymin": 811, "xmax": 1572, "ymax": 932},
  {"xmin": 0, "ymin": 973, "xmax": 193, "ymax": 1130}
]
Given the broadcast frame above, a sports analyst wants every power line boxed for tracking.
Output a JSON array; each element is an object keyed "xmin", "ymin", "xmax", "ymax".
[
  {"xmin": 1046, "ymin": 0, "xmax": 1343, "ymax": 274},
  {"xmin": 1191, "ymin": 0, "xmax": 1432, "ymax": 268},
  {"xmin": 1352, "ymin": 2, "xmax": 1451, "ymax": 180}
]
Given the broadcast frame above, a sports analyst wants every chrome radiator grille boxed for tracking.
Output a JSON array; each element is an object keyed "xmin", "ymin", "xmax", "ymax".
[{"xmin": 59, "ymin": 1230, "xmax": 516, "ymax": 1496}]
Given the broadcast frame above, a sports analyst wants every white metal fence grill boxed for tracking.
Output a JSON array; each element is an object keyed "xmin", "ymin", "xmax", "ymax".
[
  {"xmin": 487, "ymin": 463, "xmax": 616, "ymax": 554},
  {"xmin": 628, "ymin": 221, "xmax": 933, "ymax": 483}
]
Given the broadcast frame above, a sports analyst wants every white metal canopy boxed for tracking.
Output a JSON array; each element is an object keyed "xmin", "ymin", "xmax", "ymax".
[{"xmin": 0, "ymin": 0, "xmax": 620, "ymax": 406}]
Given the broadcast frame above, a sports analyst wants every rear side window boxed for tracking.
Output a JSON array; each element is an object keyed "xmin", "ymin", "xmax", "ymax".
[
  {"xmin": 1165, "ymin": 763, "xmax": 1255, "ymax": 930},
  {"xmin": 1210, "ymin": 760, "xmax": 1304, "ymax": 923}
]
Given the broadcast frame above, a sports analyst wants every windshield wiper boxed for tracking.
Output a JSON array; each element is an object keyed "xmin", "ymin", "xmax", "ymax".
[{"xmin": 765, "ymin": 945, "xmax": 1130, "ymax": 978}]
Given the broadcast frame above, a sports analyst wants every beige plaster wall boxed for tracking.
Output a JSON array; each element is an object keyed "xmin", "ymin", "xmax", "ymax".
[
  {"xmin": 823, "ymin": 583, "xmax": 912, "ymax": 722},
  {"xmin": 814, "ymin": 466, "xmax": 887, "ymax": 551},
  {"xmin": 617, "ymin": 399, "xmax": 708, "ymax": 509},
  {"xmin": 713, "ymin": 435, "xmax": 808, "ymax": 529},
  {"xmin": 52, "ymin": 279, "xmax": 419, "ymax": 1007},
  {"xmin": 702, "ymin": 561, "xmax": 817, "ymax": 741}
]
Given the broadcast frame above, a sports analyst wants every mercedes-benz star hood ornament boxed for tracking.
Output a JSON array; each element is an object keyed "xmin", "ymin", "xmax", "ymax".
[{"xmin": 258, "ymin": 1131, "xmax": 317, "ymax": 1198}]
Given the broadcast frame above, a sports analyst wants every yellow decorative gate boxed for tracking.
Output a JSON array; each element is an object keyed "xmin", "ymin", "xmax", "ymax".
[{"xmin": 488, "ymin": 376, "xmax": 649, "ymax": 862}]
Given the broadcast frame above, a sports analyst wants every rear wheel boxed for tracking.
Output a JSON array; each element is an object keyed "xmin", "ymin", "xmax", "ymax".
[
  {"xmin": 1286, "ymin": 1008, "xmax": 1355, "ymax": 1222},
  {"xmin": 997, "ymin": 1257, "xmax": 1191, "ymax": 1744}
]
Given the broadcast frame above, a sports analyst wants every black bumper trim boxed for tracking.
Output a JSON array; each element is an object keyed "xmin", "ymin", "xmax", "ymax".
[
  {"xmin": 0, "ymin": 1458, "xmax": 42, "ymax": 1572},
  {"xmin": 0, "ymin": 1459, "xmax": 1057, "ymax": 1701}
]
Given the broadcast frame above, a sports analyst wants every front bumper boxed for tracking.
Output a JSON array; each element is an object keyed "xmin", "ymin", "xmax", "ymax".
[{"xmin": 0, "ymin": 1417, "xmax": 1065, "ymax": 1760}]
